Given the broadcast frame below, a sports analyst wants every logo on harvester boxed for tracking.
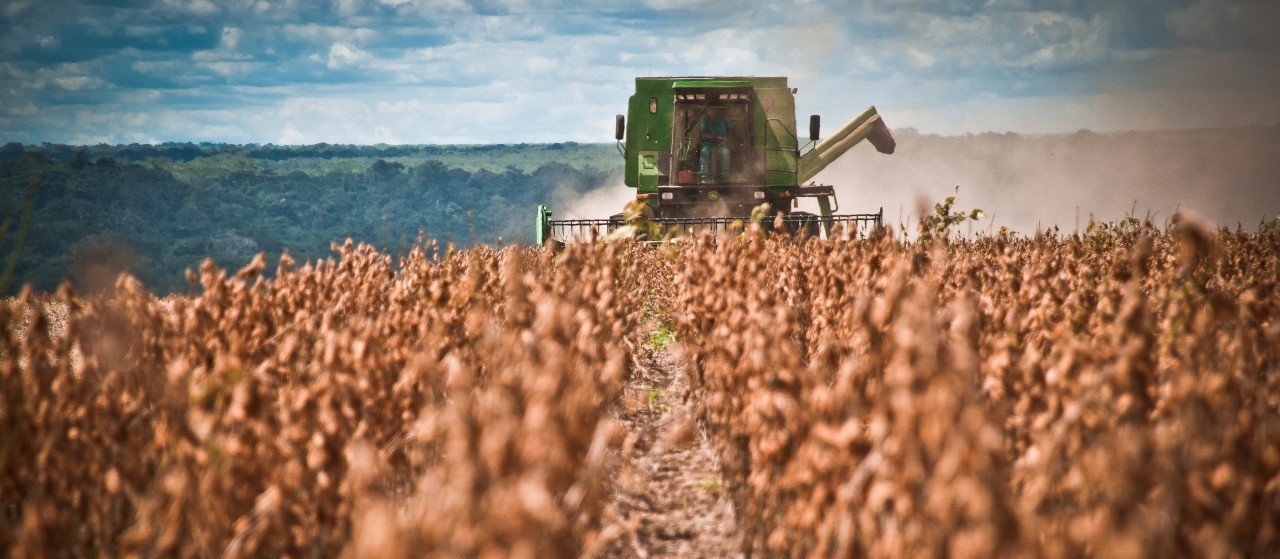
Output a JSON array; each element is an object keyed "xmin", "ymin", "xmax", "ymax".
[{"xmin": 708, "ymin": 191, "xmax": 719, "ymax": 201}]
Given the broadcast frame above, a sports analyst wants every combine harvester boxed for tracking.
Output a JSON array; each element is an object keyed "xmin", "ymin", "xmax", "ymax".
[{"xmin": 536, "ymin": 76, "xmax": 895, "ymax": 246}]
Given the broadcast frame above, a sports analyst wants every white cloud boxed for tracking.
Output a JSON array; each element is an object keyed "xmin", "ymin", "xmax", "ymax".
[
  {"xmin": 74, "ymin": 110, "xmax": 114, "ymax": 126},
  {"xmin": 641, "ymin": 0, "xmax": 722, "ymax": 10},
  {"xmin": 273, "ymin": 96, "xmax": 407, "ymax": 143},
  {"xmin": 1167, "ymin": 0, "xmax": 1280, "ymax": 50},
  {"xmin": 675, "ymin": 29, "xmax": 766, "ymax": 74},
  {"xmin": 1020, "ymin": 13, "xmax": 1109, "ymax": 69},
  {"xmin": 276, "ymin": 123, "xmax": 308, "ymax": 144},
  {"xmin": 220, "ymin": 27, "xmax": 243, "ymax": 50},
  {"xmin": 3, "ymin": 0, "xmax": 35, "ymax": 20},
  {"xmin": 333, "ymin": 0, "xmax": 363, "ymax": 18},
  {"xmin": 132, "ymin": 59, "xmax": 184, "ymax": 74},
  {"xmin": 53, "ymin": 75, "xmax": 101, "ymax": 91},
  {"xmin": 200, "ymin": 60, "xmax": 257, "ymax": 76},
  {"xmin": 7, "ymin": 102, "xmax": 37, "ymax": 116},
  {"xmin": 907, "ymin": 48, "xmax": 935, "ymax": 69},
  {"xmin": 327, "ymin": 42, "xmax": 372, "ymax": 68},
  {"xmin": 283, "ymin": 24, "xmax": 379, "ymax": 44},
  {"xmin": 1, "ymin": 62, "xmax": 38, "ymax": 87},
  {"xmin": 121, "ymin": 90, "xmax": 163, "ymax": 104},
  {"xmin": 161, "ymin": 0, "xmax": 221, "ymax": 17},
  {"xmin": 390, "ymin": 0, "xmax": 472, "ymax": 16},
  {"xmin": 3, "ymin": 0, "xmax": 1280, "ymax": 146},
  {"xmin": 193, "ymin": 27, "xmax": 253, "ymax": 62},
  {"xmin": 524, "ymin": 54, "xmax": 556, "ymax": 74},
  {"xmin": 123, "ymin": 26, "xmax": 162, "ymax": 38},
  {"xmin": 881, "ymin": 86, "xmax": 1280, "ymax": 136}
]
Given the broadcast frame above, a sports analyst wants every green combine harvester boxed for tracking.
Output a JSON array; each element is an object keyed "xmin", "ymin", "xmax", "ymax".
[{"xmin": 536, "ymin": 76, "xmax": 895, "ymax": 246}]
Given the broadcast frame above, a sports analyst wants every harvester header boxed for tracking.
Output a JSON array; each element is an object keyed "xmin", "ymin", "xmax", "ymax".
[{"xmin": 537, "ymin": 76, "xmax": 894, "ymax": 245}]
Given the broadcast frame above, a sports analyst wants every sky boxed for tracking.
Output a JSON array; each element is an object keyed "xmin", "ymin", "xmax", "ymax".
[{"xmin": 1, "ymin": 0, "xmax": 1279, "ymax": 145}]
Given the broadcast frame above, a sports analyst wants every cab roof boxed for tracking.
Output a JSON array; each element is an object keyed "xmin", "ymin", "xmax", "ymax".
[{"xmin": 634, "ymin": 76, "xmax": 789, "ymax": 93}]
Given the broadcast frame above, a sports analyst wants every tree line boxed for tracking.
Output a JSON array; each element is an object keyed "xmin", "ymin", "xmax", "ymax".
[{"xmin": 0, "ymin": 143, "xmax": 618, "ymax": 295}]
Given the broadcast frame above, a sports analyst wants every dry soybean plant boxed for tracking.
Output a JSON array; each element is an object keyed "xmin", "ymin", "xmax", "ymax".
[
  {"xmin": 2, "ymin": 240, "xmax": 644, "ymax": 558},
  {"xmin": 2, "ymin": 219, "xmax": 1278, "ymax": 558},
  {"xmin": 674, "ymin": 221, "xmax": 1279, "ymax": 558}
]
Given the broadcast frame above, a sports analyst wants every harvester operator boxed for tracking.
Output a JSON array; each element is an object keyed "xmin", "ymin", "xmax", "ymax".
[{"xmin": 699, "ymin": 106, "xmax": 732, "ymax": 182}]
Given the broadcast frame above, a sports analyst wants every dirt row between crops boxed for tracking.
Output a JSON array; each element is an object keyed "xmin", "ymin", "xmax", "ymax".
[
  {"xmin": 596, "ymin": 344, "xmax": 743, "ymax": 559},
  {"xmin": 10, "ymin": 294, "xmax": 740, "ymax": 558}
]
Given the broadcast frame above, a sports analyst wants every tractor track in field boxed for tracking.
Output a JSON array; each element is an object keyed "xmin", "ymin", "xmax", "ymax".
[{"xmin": 596, "ymin": 345, "xmax": 743, "ymax": 559}]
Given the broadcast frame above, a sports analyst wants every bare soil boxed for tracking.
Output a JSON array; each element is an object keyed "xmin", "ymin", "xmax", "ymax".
[{"xmin": 595, "ymin": 345, "xmax": 742, "ymax": 558}]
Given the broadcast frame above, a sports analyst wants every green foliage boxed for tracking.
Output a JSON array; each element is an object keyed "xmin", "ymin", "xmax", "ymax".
[
  {"xmin": 700, "ymin": 475, "xmax": 721, "ymax": 496},
  {"xmin": 646, "ymin": 388, "xmax": 662, "ymax": 410},
  {"xmin": 1080, "ymin": 213, "xmax": 1163, "ymax": 256},
  {"xmin": 0, "ymin": 175, "xmax": 35, "ymax": 294},
  {"xmin": 0, "ymin": 143, "xmax": 620, "ymax": 295},
  {"xmin": 1261, "ymin": 213, "xmax": 1280, "ymax": 234},
  {"xmin": 649, "ymin": 326, "xmax": 677, "ymax": 350},
  {"xmin": 1085, "ymin": 214, "xmax": 1154, "ymax": 237},
  {"xmin": 995, "ymin": 225, "xmax": 1020, "ymax": 240},
  {"xmin": 0, "ymin": 141, "xmax": 619, "ymax": 179},
  {"xmin": 919, "ymin": 186, "xmax": 984, "ymax": 241}
]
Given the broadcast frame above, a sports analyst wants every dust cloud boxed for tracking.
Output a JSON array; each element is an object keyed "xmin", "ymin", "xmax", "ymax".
[
  {"xmin": 555, "ymin": 125, "xmax": 1280, "ymax": 236},
  {"xmin": 554, "ymin": 180, "xmax": 633, "ymax": 222},
  {"xmin": 807, "ymin": 125, "xmax": 1280, "ymax": 236}
]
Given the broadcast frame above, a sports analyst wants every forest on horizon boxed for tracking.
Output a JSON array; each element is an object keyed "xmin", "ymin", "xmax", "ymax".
[
  {"xmin": 0, "ymin": 141, "xmax": 619, "ymax": 295},
  {"xmin": 2, "ymin": 124, "xmax": 1277, "ymax": 297}
]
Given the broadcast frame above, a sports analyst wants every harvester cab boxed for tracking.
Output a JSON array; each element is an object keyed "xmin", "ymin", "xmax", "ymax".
[{"xmin": 536, "ymin": 76, "xmax": 895, "ymax": 246}]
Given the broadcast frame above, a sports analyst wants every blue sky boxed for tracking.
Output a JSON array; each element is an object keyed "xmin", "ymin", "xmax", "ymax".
[{"xmin": 2, "ymin": 0, "xmax": 1278, "ymax": 145}]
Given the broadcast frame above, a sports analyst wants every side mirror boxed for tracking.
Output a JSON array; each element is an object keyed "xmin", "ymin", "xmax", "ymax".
[
  {"xmin": 615, "ymin": 114, "xmax": 626, "ymax": 141},
  {"xmin": 809, "ymin": 115, "xmax": 820, "ymax": 142}
]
